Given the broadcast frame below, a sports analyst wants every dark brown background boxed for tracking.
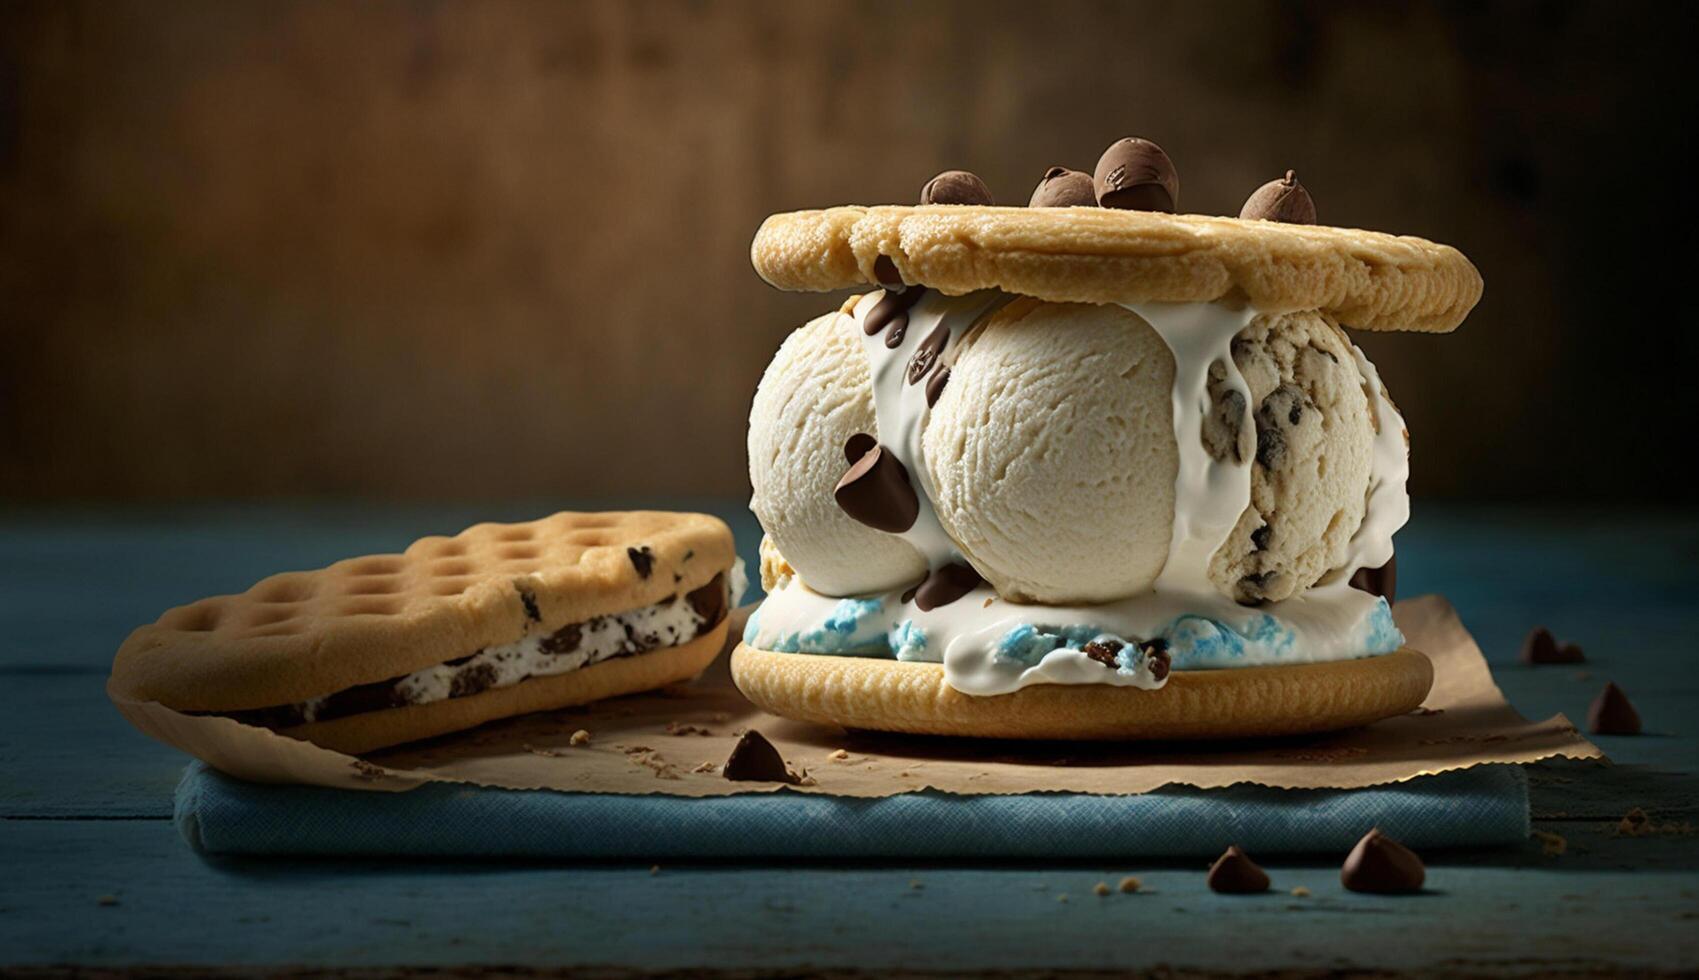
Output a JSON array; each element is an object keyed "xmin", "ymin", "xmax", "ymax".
[{"xmin": 3, "ymin": 0, "xmax": 1694, "ymax": 503}]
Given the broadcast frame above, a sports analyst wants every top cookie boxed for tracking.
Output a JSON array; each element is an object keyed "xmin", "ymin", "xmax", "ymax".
[
  {"xmin": 109, "ymin": 511, "xmax": 736, "ymax": 712},
  {"xmin": 751, "ymin": 205, "xmax": 1481, "ymax": 333}
]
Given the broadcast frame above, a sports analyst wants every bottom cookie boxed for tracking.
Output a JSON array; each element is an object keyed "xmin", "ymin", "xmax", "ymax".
[
  {"xmin": 730, "ymin": 643, "xmax": 1432, "ymax": 740},
  {"xmin": 281, "ymin": 624, "xmax": 729, "ymax": 754}
]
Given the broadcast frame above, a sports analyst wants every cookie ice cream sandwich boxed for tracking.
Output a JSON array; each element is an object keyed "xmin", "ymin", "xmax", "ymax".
[
  {"xmin": 734, "ymin": 137, "xmax": 1481, "ymax": 740},
  {"xmin": 110, "ymin": 512, "xmax": 744, "ymax": 754}
]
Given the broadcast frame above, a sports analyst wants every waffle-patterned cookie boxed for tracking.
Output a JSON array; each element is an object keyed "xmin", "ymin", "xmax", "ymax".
[
  {"xmin": 751, "ymin": 206, "xmax": 1481, "ymax": 334},
  {"xmin": 110, "ymin": 511, "xmax": 738, "ymax": 753}
]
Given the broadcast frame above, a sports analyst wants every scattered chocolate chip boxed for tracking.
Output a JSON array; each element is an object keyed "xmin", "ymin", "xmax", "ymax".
[
  {"xmin": 1207, "ymin": 846, "xmax": 1271, "ymax": 894},
  {"xmin": 1588, "ymin": 682, "xmax": 1642, "ymax": 735},
  {"xmin": 1029, "ymin": 166, "xmax": 1097, "ymax": 207},
  {"xmin": 863, "ymin": 285, "xmax": 927, "ymax": 337},
  {"xmin": 514, "ymin": 581, "xmax": 542, "ymax": 622},
  {"xmin": 1340, "ymin": 829, "xmax": 1425, "ymax": 894},
  {"xmin": 843, "ymin": 432, "xmax": 878, "ymax": 465},
  {"xmin": 920, "ymin": 169, "xmax": 994, "ymax": 206},
  {"xmin": 925, "ymin": 365, "xmax": 951, "ymax": 407},
  {"xmin": 1240, "ymin": 170, "xmax": 1317, "ymax": 224},
  {"xmin": 834, "ymin": 443, "xmax": 920, "ymax": 534},
  {"xmin": 873, "ymin": 254, "xmax": 904, "ymax": 288},
  {"xmin": 1082, "ymin": 639, "xmax": 1123, "ymax": 669},
  {"xmin": 885, "ymin": 317, "xmax": 908, "ymax": 348},
  {"xmin": 1143, "ymin": 639, "xmax": 1171, "ymax": 681},
  {"xmin": 627, "ymin": 546, "xmax": 655, "ymax": 579},
  {"xmin": 906, "ymin": 324, "xmax": 950, "ymax": 385},
  {"xmin": 1093, "ymin": 137, "xmax": 1179, "ymax": 212},
  {"xmin": 722, "ymin": 729, "xmax": 799, "ymax": 784},
  {"xmin": 1520, "ymin": 626, "xmax": 1584, "ymax": 665},
  {"xmin": 915, "ymin": 562, "xmax": 983, "ymax": 611},
  {"xmin": 1350, "ymin": 555, "xmax": 1398, "ymax": 604}
]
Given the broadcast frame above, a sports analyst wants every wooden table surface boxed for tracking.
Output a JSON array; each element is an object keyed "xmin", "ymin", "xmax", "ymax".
[{"xmin": 3, "ymin": 502, "xmax": 1696, "ymax": 976}]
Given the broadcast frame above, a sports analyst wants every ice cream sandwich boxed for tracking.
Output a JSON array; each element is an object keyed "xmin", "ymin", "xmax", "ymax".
[
  {"xmin": 733, "ymin": 136, "xmax": 1481, "ymax": 740},
  {"xmin": 110, "ymin": 511, "xmax": 743, "ymax": 753}
]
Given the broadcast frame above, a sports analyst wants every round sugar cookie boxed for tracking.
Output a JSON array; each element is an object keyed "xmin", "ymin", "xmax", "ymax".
[
  {"xmin": 730, "ymin": 643, "xmax": 1433, "ymax": 740},
  {"xmin": 751, "ymin": 205, "xmax": 1481, "ymax": 334}
]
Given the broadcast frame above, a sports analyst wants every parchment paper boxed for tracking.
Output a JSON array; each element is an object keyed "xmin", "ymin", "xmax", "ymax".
[{"xmin": 112, "ymin": 595, "xmax": 1603, "ymax": 796}]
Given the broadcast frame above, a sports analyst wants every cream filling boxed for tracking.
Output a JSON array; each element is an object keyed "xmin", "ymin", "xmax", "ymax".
[{"xmin": 749, "ymin": 292, "xmax": 1408, "ymax": 697}]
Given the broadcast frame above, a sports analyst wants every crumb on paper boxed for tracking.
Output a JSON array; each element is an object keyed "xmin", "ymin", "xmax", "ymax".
[
  {"xmin": 691, "ymin": 762, "xmax": 717, "ymax": 774},
  {"xmin": 649, "ymin": 865, "xmax": 660, "ymax": 876},
  {"xmin": 1411, "ymin": 707, "xmax": 1444, "ymax": 716},
  {"xmin": 522, "ymin": 743, "xmax": 569, "ymax": 759},
  {"xmin": 620, "ymin": 744, "xmax": 654, "ymax": 754},
  {"xmin": 666, "ymin": 721, "xmax": 713, "ymax": 736},
  {"xmin": 1290, "ymin": 886, "xmax": 1311, "ymax": 898},
  {"xmin": 1573, "ymin": 671, "xmax": 1592, "ymax": 681},
  {"xmin": 798, "ymin": 773, "xmax": 819, "ymax": 787},
  {"xmin": 1118, "ymin": 876, "xmax": 1141, "ymax": 894},
  {"xmin": 1619, "ymin": 807, "xmax": 1651, "ymax": 836},
  {"xmin": 1533, "ymin": 829, "xmax": 1567, "ymax": 855},
  {"xmin": 97, "ymin": 895, "xmax": 119, "ymax": 907},
  {"xmin": 910, "ymin": 879, "xmax": 924, "ymax": 890},
  {"xmin": 829, "ymin": 749, "xmax": 849, "ymax": 761},
  {"xmin": 1093, "ymin": 882, "xmax": 1111, "ymax": 897},
  {"xmin": 1056, "ymin": 893, "xmax": 1069, "ymax": 904},
  {"xmin": 349, "ymin": 760, "xmax": 386, "ymax": 782},
  {"xmin": 710, "ymin": 712, "xmax": 730, "ymax": 723},
  {"xmin": 569, "ymin": 729, "xmax": 591, "ymax": 746},
  {"xmin": 983, "ymin": 597, "xmax": 995, "ymax": 608}
]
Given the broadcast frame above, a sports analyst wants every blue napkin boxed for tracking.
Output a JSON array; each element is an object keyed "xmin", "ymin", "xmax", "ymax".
[{"xmin": 175, "ymin": 761, "xmax": 1528, "ymax": 858}]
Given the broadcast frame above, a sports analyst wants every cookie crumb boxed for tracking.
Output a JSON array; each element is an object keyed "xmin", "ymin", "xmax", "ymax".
[
  {"xmin": 665, "ymin": 721, "xmax": 713, "ymax": 736},
  {"xmin": 1093, "ymin": 882, "xmax": 1111, "ymax": 897},
  {"xmin": 1620, "ymin": 807, "xmax": 1651, "ymax": 836},
  {"xmin": 649, "ymin": 865, "xmax": 661, "ymax": 876},
  {"xmin": 910, "ymin": 879, "xmax": 924, "ymax": 890},
  {"xmin": 1056, "ymin": 893, "xmax": 1069, "ymax": 904},
  {"xmin": 1118, "ymin": 876, "xmax": 1141, "ymax": 894},
  {"xmin": 1290, "ymin": 886, "xmax": 1311, "ymax": 898},
  {"xmin": 96, "ymin": 895, "xmax": 119, "ymax": 907},
  {"xmin": 829, "ymin": 749, "xmax": 850, "ymax": 761},
  {"xmin": 691, "ymin": 761, "xmax": 716, "ymax": 774},
  {"xmin": 1532, "ymin": 829, "xmax": 1568, "ymax": 855},
  {"xmin": 798, "ymin": 773, "xmax": 819, "ymax": 786},
  {"xmin": 569, "ymin": 729, "xmax": 591, "ymax": 746}
]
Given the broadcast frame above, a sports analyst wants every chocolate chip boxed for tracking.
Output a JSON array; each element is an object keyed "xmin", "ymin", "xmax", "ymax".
[
  {"xmin": 627, "ymin": 546, "xmax": 655, "ymax": 579},
  {"xmin": 1203, "ymin": 386, "xmax": 1248, "ymax": 464},
  {"xmin": 834, "ymin": 443, "xmax": 919, "ymax": 534},
  {"xmin": 1350, "ymin": 555, "xmax": 1397, "ymax": 604},
  {"xmin": 1082, "ymin": 639, "xmax": 1123, "ymax": 669},
  {"xmin": 843, "ymin": 432, "xmax": 878, "ymax": 465},
  {"xmin": 873, "ymin": 254, "xmax": 904, "ymax": 288},
  {"xmin": 539, "ymin": 622, "xmax": 582, "ymax": 655},
  {"xmin": 1520, "ymin": 626, "xmax": 1584, "ymax": 665},
  {"xmin": 449, "ymin": 662, "xmax": 498, "ymax": 699},
  {"xmin": 723, "ymin": 730, "xmax": 799, "ymax": 784},
  {"xmin": 1028, "ymin": 166, "xmax": 1097, "ymax": 207},
  {"xmin": 915, "ymin": 562, "xmax": 983, "ymax": 611},
  {"xmin": 885, "ymin": 318, "xmax": 908, "ymax": 348},
  {"xmin": 863, "ymin": 285, "xmax": 927, "ymax": 337},
  {"xmin": 906, "ymin": 324, "xmax": 950, "ymax": 385},
  {"xmin": 919, "ymin": 366, "xmax": 951, "ymax": 408},
  {"xmin": 1207, "ymin": 845, "xmax": 1271, "ymax": 894},
  {"xmin": 514, "ymin": 582, "xmax": 542, "ymax": 622},
  {"xmin": 900, "ymin": 584, "xmax": 920, "ymax": 605},
  {"xmin": 920, "ymin": 169, "xmax": 993, "ymax": 206},
  {"xmin": 1237, "ymin": 570, "xmax": 1277, "ymax": 605},
  {"xmin": 1250, "ymin": 524, "xmax": 1272, "ymax": 551},
  {"xmin": 1588, "ymin": 682, "xmax": 1642, "ymax": 735},
  {"xmin": 1142, "ymin": 639, "xmax": 1171, "ymax": 681},
  {"xmin": 1341, "ymin": 829, "xmax": 1425, "ymax": 894},
  {"xmin": 1093, "ymin": 137, "xmax": 1179, "ymax": 212},
  {"xmin": 1240, "ymin": 170, "xmax": 1317, "ymax": 224}
]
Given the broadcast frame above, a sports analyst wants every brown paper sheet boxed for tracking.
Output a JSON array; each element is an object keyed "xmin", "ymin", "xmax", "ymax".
[{"xmin": 112, "ymin": 594, "xmax": 1604, "ymax": 796}]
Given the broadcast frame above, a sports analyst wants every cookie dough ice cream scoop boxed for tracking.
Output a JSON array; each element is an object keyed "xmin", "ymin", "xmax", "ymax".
[{"xmin": 737, "ymin": 138, "xmax": 1480, "ymax": 740}]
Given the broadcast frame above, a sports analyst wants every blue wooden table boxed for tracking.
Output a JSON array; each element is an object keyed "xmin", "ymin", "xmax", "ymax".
[{"xmin": 3, "ymin": 502, "xmax": 1697, "ymax": 975}]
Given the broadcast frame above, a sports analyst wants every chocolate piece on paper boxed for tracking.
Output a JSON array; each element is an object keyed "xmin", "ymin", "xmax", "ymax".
[
  {"xmin": 1350, "ymin": 555, "xmax": 1397, "ymax": 604},
  {"xmin": 1093, "ymin": 137, "xmax": 1179, "ymax": 212},
  {"xmin": 1029, "ymin": 166, "xmax": 1097, "ymax": 208},
  {"xmin": 834, "ymin": 444, "xmax": 920, "ymax": 534},
  {"xmin": 921, "ymin": 169, "xmax": 994, "ymax": 206},
  {"xmin": 1341, "ymin": 829, "xmax": 1425, "ymax": 893},
  {"xmin": 1240, "ymin": 170, "xmax": 1317, "ymax": 224},
  {"xmin": 1521, "ymin": 626, "xmax": 1584, "ymax": 665},
  {"xmin": 1587, "ymin": 682, "xmax": 1642, "ymax": 735},
  {"xmin": 722, "ymin": 730, "xmax": 798, "ymax": 784},
  {"xmin": 1207, "ymin": 845, "xmax": 1271, "ymax": 894}
]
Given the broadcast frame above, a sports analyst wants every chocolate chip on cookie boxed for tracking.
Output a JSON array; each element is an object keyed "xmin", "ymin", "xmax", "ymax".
[
  {"xmin": 1029, "ymin": 166, "xmax": 1097, "ymax": 208},
  {"xmin": 906, "ymin": 324, "xmax": 950, "ymax": 385},
  {"xmin": 1093, "ymin": 137, "xmax": 1179, "ymax": 212},
  {"xmin": 834, "ymin": 443, "xmax": 920, "ymax": 534},
  {"xmin": 863, "ymin": 283, "xmax": 928, "ymax": 338},
  {"xmin": 921, "ymin": 169, "xmax": 994, "ymax": 206},
  {"xmin": 1241, "ymin": 170, "xmax": 1317, "ymax": 224},
  {"xmin": 627, "ymin": 546, "xmax": 655, "ymax": 578}
]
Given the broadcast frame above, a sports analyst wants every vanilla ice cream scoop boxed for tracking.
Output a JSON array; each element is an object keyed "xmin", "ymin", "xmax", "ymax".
[
  {"xmin": 922, "ymin": 300, "xmax": 1179, "ymax": 603},
  {"xmin": 748, "ymin": 309, "xmax": 926, "ymax": 596}
]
